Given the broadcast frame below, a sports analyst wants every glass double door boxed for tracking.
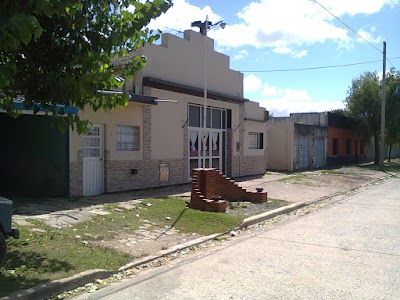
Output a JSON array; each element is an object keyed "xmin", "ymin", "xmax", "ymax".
[{"xmin": 189, "ymin": 129, "xmax": 225, "ymax": 177}]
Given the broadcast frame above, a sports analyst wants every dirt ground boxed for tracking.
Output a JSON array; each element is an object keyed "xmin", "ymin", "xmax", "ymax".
[
  {"xmin": 238, "ymin": 166, "xmax": 387, "ymax": 203},
  {"xmin": 12, "ymin": 165, "xmax": 396, "ymax": 260}
]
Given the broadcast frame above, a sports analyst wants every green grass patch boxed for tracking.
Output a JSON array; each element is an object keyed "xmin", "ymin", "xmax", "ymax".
[
  {"xmin": 276, "ymin": 173, "xmax": 308, "ymax": 183},
  {"xmin": 1, "ymin": 197, "xmax": 243, "ymax": 297},
  {"xmin": 67, "ymin": 207, "xmax": 142, "ymax": 241},
  {"xmin": 227, "ymin": 198, "xmax": 291, "ymax": 217},
  {"xmin": 140, "ymin": 198, "xmax": 243, "ymax": 235},
  {"xmin": 319, "ymin": 169, "xmax": 360, "ymax": 176},
  {"xmin": 0, "ymin": 224, "xmax": 129, "ymax": 298},
  {"xmin": 359, "ymin": 160, "xmax": 400, "ymax": 173}
]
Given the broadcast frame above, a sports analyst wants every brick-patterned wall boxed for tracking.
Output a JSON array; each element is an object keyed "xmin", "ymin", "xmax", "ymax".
[
  {"xmin": 69, "ymin": 150, "xmax": 83, "ymax": 196},
  {"xmin": 103, "ymin": 150, "xmax": 110, "ymax": 192},
  {"xmin": 190, "ymin": 168, "xmax": 267, "ymax": 212},
  {"xmin": 239, "ymin": 155, "xmax": 266, "ymax": 176},
  {"xmin": 143, "ymin": 106, "xmax": 152, "ymax": 160},
  {"xmin": 106, "ymin": 158, "xmax": 187, "ymax": 193},
  {"xmin": 231, "ymin": 156, "xmax": 240, "ymax": 177}
]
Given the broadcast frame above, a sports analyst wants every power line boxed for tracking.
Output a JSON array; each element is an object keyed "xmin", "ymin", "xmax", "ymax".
[
  {"xmin": 240, "ymin": 57, "xmax": 400, "ymax": 73},
  {"xmin": 311, "ymin": 0, "xmax": 396, "ymax": 69},
  {"xmin": 161, "ymin": 27, "xmax": 184, "ymax": 35},
  {"xmin": 311, "ymin": 0, "xmax": 381, "ymax": 53}
]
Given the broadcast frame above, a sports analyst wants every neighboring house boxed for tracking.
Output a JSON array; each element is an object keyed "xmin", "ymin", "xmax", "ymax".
[
  {"xmin": 67, "ymin": 30, "xmax": 268, "ymax": 196},
  {"xmin": 267, "ymin": 119, "xmax": 327, "ymax": 171},
  {"xmin": 267, "ymin": 112, "xmax": 366, "ymax": 171}
]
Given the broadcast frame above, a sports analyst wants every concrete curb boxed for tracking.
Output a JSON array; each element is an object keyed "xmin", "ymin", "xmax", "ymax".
[
  {"xmin": 2, "ymin": 235, "xmax": 223, "ymax": 300},
  {"xmin": 240, "ymin": 202, "xmax": 307, "ymax": 228},
  {"xmin": 3, "ymin": 269, "xmax": 115, "ymax": 300},
  {"xmin": 4, "ymin": 173, "xmax": 394, "ymax": 299},
  {"xmin": 118, "ymin": 233, "xmax": 221, "ymax": 272}
]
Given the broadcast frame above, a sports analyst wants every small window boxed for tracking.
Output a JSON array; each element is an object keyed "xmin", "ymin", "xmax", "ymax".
[
  {"xmin": 332, "ymin": 138, "xmax": 338, "ymax": 155},
  {"xmin": 249, "ymin": 132, "xmax": 263, "ymax": 149},
  {"xmin": 346, "ymin": 139, "xmax": 351, "ymax": 155},
  {"xmin": 188, "ymin": 105, "xmax": 201, "ymax": 127},
  {"xmin": 212, "ymin": 109, "xmax": 222, "ymax": 129},
  {"xmin": 117, "ymin": 125, "xmax": 139, "ymax": 151},
  {"xmin": 360, "ymin": 139, "xmax": 365, "ymax": 155}
]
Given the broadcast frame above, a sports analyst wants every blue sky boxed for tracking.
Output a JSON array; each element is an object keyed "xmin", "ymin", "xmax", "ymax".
[{"xmin": 147, "ymin": 0, "xmax": 400, "ymax": 116}]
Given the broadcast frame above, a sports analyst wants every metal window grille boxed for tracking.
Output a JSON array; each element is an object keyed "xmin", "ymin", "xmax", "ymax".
[
  {"xmin": 249, "ymin": 132, "xmax": 263, "ymax": 149},
  {"xmin": 117, "ymin": 126, "xmax": 139, "ymax": 151}
]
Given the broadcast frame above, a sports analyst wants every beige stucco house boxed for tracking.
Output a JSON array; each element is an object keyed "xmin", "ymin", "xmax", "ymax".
[{"xmin": 67, "ymin": 30, "xmax": 268, "ymax": 196}]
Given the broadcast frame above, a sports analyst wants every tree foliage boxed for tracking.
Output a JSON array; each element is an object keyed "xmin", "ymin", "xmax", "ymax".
[
  {"xmin": 0, "ymin": 0, "xmax": 171, "ymax": 133},
  {"xmin": 344, "ymin": 71, "xmax": 381, "ymax": 164},
  {"xmin": 385, "ymin": 70, "xmax": 400, "ymax": 160}
]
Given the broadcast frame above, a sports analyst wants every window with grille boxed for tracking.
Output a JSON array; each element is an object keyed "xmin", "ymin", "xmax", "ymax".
[
  {"xmin": 249, "ymin": 132, "xmax": 264, "ymax": 149},
  {"xmin": 360, "ymin": 139, "xmax": 365, "ymax": 154},
  {"xmin": 332, "ymin": 138, "xmax": 338, "ymax": 155},
  {"xmin": 346, "ymin": 139, "xmax": 351, "ymax": 155},
  {"xmin": 117, "ymin": 125, "xmax": 139, "ymax": 151}
]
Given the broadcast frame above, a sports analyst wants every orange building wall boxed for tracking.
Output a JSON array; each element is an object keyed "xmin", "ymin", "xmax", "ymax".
[{"xmin": 327, "ymin": 127, "xmax": 365, "ymax": 157}]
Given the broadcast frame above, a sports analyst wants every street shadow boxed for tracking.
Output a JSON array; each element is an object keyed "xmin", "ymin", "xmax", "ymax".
[
  {"xmin": 156, "ymin": 208, "xmax": 188, "ymax": 240},
  {"xmin": 359, "ymin": 160, "xmax": 400, "ymax": 176},
  {"xmin": 10, "ymin": 183, "xmax": 192, "ymax": 217},
  {"xmin": 0, "ymin": 249, "xmax": 73, "ymax": 298}
]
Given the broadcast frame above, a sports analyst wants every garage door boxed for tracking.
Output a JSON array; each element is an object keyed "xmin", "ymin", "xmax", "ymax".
[
  {"xmin": 296, "ymin": 136, "xmax": 310, "ymax": 170},
  {"xmin": 0, "ymin": 113, "xmax": 68, "ymax": 197},
  {"xmin": 314, "ymin": 138, "xmax": 326, "ymax": 168}
]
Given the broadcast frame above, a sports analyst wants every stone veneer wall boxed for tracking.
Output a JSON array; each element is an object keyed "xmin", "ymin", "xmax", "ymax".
[
  {"xmin": 69, "ymin": 150, "xmax": 83, "ymax": 196},
  {"xmin": 239, "ymin": 155, "xmax": 266, "ymax": 176},
  {"xmin": 143, "ymin": 106, "xmax": 152, "ymax": 160},
  {"xmin": 105, "ymin": 158, "xmax": 186, "ymax": 192},
  {"xmin": 231, "ymin": 156, "xmax": 240, "ymax": 177}
]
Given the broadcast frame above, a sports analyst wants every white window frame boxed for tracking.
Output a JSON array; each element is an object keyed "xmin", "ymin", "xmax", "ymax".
[
  {"xmin": 249, "ymin": 132, "xmax": 263, "ymax": 149},
  {"xmin": 117, "ymin": 125, "xmax": 139, "ymax": 151}
]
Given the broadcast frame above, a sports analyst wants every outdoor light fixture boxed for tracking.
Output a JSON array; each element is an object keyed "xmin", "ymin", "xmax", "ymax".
[{"xmin": 191, "ymin": 16, "xmax": 226, "ymax": 169}]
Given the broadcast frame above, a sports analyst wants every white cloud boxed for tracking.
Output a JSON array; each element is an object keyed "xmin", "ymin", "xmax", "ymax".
[
  {"xmin": 323, "ymin": 0, "xmax": 399, "ymax": 16},
  {"xmin": 357, "ymin": 28, "xmax": 382, "ymax": 44},
  {"xmin": 212, "ymin": 0, "xmax": 398, "ymax": 54},
  {"xmin": 272, "ymin": 47, "xmax": 292, "ymax": 54},
  {"xmin": 233, "ymin": 49, "xmax": 249, "ymax": 60},
  {"xmin": 144, "ymin": 0, "xmax": 221, "ymax": 32},
  {"xmin": 293, "ymin": 50, "xmax": 308, "ymax": 58},
  {"xmin": 257, "ymin": 82, "xmax": 344, "ymax": 116},
  {"xmin": 272, "ymin": 47, "xmax": 308, "ymax": 58},
  {"xmin": 244, "ymin": 74, "xmax": 262, "ymax": 93}
]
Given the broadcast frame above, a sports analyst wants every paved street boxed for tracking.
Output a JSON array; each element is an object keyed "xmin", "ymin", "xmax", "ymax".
[{"xmin": 74, "ymin": 176, "xmax": 400, "ymax": 300}]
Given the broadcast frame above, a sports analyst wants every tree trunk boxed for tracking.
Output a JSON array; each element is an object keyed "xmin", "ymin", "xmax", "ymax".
[
  {"xmin": 388, "ymin": 143, "xmax": 392, "ymax": 162},
  {"xmin": 374, "ymin": 135, "xmax": 380, "ymax": 165}
]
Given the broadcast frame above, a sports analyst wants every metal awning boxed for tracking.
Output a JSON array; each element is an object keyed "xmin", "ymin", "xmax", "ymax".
[{"xmin": 0, "ymin": 101, "xmax": 79, "ymax": 114}]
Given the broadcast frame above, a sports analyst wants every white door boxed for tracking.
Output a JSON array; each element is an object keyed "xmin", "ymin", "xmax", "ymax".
[{"xmin": 82, "ymin": 125, "xmax": 104, "ymax": 196}]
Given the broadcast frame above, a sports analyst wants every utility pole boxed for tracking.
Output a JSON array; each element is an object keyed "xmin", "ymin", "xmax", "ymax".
[{"xmin": 379, "ymin": 41, "xmax": 386, "ymax": 170}]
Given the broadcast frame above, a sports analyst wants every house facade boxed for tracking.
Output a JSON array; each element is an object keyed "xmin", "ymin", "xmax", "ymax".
[
  {"xmin": 267, "ymin": 112, "xmax": 366, "ymax": 171},
  {"xmin": 267, "ymin": 119, "xmax": 327, "ymax": 171},
  {"xmin": 69, "ymin": 30, "xmax": 268, "ymax": 196}
]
